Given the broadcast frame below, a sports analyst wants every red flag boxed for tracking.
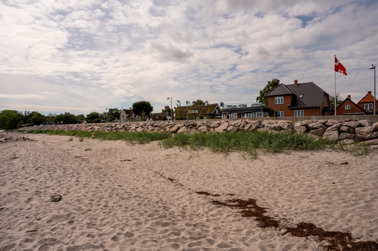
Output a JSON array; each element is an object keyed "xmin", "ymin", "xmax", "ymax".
[{"xmin": 335, "ymin": 56, "xmax": 347, "ymax": 75}]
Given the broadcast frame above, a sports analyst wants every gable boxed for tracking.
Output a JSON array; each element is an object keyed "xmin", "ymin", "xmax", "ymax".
[{"xmin": 337, "ymin": 98, "xmax": 366, "ymax": 113}]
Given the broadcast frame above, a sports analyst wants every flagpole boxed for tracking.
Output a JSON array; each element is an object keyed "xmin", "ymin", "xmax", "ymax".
[{"xmin": 334, "ymin": 55, "xmax": 337, "ymax": 116}]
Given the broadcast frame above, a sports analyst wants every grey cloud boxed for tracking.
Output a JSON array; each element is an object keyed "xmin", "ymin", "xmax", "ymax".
[{"xmin": 149, "ymin": 42, "xmax": 193, "ymax": 62}]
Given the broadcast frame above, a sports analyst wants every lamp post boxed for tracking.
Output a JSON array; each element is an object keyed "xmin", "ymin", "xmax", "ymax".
[
  {"xmin": 370, "ymin": 64, "xmax": 376, "ymax": 115},
  {"xmin": 167, "ymin": 97, "xmax": 173, "ymax": 120}
]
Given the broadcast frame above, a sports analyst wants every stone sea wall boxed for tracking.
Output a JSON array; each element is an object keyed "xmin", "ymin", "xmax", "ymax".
[{"xmin": 24, "ymin": 119, "xmax": 378, "ymax": 144}]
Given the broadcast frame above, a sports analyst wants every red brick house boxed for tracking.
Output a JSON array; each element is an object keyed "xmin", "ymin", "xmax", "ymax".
[
  {"xmin": 336, "ymin": 95, "xmax": 366, "ymax": 115},
  {"xmin": 357, "ymin": 91, "xmax": 377, "ymax": 114},
  {"xmin": 265, "ymin": 80, "xmax": 332, "ymax": 117}
]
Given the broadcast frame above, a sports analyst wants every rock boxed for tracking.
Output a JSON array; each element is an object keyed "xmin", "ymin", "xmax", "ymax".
[
  {"xmin": 339, "ymin": 139, "xmax": 354, "ymax": 145},
  {"xmin": 227, "ymin": 125, "xmax": 238, "ymax": 132},
  {"xmin": 230, "ymin": 120, "xmax": 241, "ymax": 127},
  {"xmin": 339, "ymin": 133, "xmax": 356, "ymax": 140},
  {"xmin": 366, "ymin": 132, "xmax": 378, "ymax": 140},
  {"xmin": 355, "ymin": 127, "xmax": 373, "ymax": 138},
  {"xmin": 359, "ymin": 120, "xmax": 373, "ymax": 127},
  {"xmin": 325, "ymin": 123, "xmax": 341, "ymax": 132},
  {"xmin": 51, "ymin": 194, "xmax": 62, "ymax": 202},
  {"xmin": 278, "ymin": 121, "xmax": 294, "ymax": 131},
  {"xmin": 342, "ymin": 121, "xmax": 360, "ymax": 128},
  {"xmin": 372, "ymin": 122, "xmax": 378, "ymax": 131},
  {"xmin": 308, "ymin": 122, "xmax": 326, "ymax": 130},
  {"xmin": 170, "ymin": 124, "xmax": 181, "ymax": 133},
  {"xmin": 363, "ymin": 138, "xmax": 378, "ymax": 145},
  {"xmin": 197, "ymin": 125, "xmax": 208, "ymax": 133},
  {"xmin": 309, "ymin": 128, "xmax": 326, "ymax": 137},
  {"xmin": 294, "ymin": 125, "xmax": 307, "ymax": 134},
  {"xmin": 325, "ymin": 120, "xmax": 339, "ymax": 126},
  {"xmin": 295, "ymin": 120, "xmax": 310, "ymax": 127},
  {"xmin": 214, "ymin": 122, "xmax": 229, "ymax": 133},
  {"xmin": 323, "ymin": 130, "xmax": 339, "ymax": 141},
  {"xmin": 340, "ymin": 126, "xmax": 354, "ymax": 134},
  {"xmin": 177, "ymin": 127, "xmax": 188, "ymax": 133}
]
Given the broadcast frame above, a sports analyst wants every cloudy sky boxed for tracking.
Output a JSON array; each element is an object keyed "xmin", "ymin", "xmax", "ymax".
[{"xmin": 1, "ymin": 0, "xmax": 378, "ymax": 115}]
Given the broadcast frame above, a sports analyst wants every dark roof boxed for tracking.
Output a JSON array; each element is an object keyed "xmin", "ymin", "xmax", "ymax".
[
  {"xmin": 266, "ymin": 82, "xmax": 328, "ymax": 108},
  {"xmin": 266, "ymin": 84, "xmax": 293, "ymax": 96},
  {"xmin": 150, "ymin": 112, "xmax": 168, "ymax": 120},
  {"xmin": 175, "ymin": 103, "xmax": 220, "ymax": 117},
  {"xmin": 122, "ymin": 109, "xmax": 134, "ymax": 116}
]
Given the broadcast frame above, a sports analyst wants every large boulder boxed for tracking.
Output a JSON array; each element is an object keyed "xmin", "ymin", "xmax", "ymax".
[
  {"xmin": 278, "ymin": 121, "xmax": 294, "ymax": 132},
  {"xmin": 308, "ymin": 121, "xmax": 326, "ymax": 130},
  {"xmin": 309, "ymin": 128, "xmax": 326, "ymax": 137},
  {"xmin": 325, "ymin": 123, "xmax": 341, "ymax": 132},
  {"xmin": 340, "ymin": 126, "xmax": 354, "ymax": 134},
  {"xmin": 359, "ymin": 120, "xmax": 373, "ymax": 127},
  {"xmin": 214, "ymin": 122, "xmax": 229, "ymax": 133},
  {"xmin": 342, "ymin": 120, "xmax": 360, "ymax": 128},
  {"xmin": 323, "ymin": 130, "xmax": 339, "ymax": 141},
  {"xmin": 339, "ymin": 133, "xmax": 356, "ymax": 140},
  {"xmin": 244, "ymin": 120, "xmax": 261, "ymax": 131},
  {"xmin": 355, "ymin": 126, "xmax": 373, "ymax": 138},
  {"xmin": 325, "ymin": 120, "xmax": 339, "ymax": 127},
  {"xmin": 372, "ymin": 122, "xmax": 378, "ymax": 132},
  {"xmin": 294, "ymin": 125, "xmax": 307, "ymax": 134},
  {"xmin": 170, "ymin": 124, "xmax": 182, "ymax": 133}
]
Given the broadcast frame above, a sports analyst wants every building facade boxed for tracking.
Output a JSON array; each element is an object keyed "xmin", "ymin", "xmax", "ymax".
[{"xmin": 266, "ymin": 80, "xmax": 333, "ymax": 117}]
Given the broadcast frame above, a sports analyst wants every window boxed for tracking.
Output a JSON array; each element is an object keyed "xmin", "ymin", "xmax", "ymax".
[
  {"xmin": 294, "ymin": 110, "xmax": 304, "ymax": 117},
  {"xmin": 276, "ymin": 111, "xmax": 284, "ymax": 117},
  {"xmin": 345, "ymin": 104, "xmax": 351, "ymax": 110},
  {"xmin": 275, "ymin": 96, "xmax": 284, "ymax": 104},
  {"xmin": 364, "ymin": 103, "xmax": 373, "ymax": 111}
]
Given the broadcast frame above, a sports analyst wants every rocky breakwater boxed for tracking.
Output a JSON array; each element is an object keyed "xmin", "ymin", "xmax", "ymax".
[{"xmin": 25, "ymin": 119, "xmax": 378, "ymax": 146}]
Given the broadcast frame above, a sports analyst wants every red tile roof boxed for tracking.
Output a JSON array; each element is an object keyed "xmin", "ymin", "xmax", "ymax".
[{"xmin": 358, "ymin": 91, "xmax": 378, "ymax": 103}]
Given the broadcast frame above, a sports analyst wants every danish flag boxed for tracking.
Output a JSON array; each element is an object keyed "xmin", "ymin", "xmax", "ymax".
[{"xmin": 335, "ymin": 56, "xmax": 347, "ymax": 75}]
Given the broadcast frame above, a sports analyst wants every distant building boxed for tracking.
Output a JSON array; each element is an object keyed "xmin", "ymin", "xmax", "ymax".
[
  {"xmin": 357, "ymin": 91, "xmax": 378, "ymax": 114},
  {"xmin": 120, "ymin": 109, "xmax": 134, "ymax": 122},
  {"xmin": 336, "ymin": 95, "xmax": 366, "ymax": 115},
  {"xmin": 221, "ymin": 102, "xmax": 270, "ymax": 119},
  {"xmin": 174, "ymin": 103, "xmax": 221, "ymax": 120},
  {"xmin": 149, "ymin": 112, "xmax": 169, "ymax": 121},
  {"xmin": 265, "ymin": 80, "xmax": 333, "ymax": 117}
]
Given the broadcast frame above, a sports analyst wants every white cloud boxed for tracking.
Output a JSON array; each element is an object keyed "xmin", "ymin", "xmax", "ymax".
[{"xmin": 0, "ymin": 0, "xmax": 377, "ymax": 115}]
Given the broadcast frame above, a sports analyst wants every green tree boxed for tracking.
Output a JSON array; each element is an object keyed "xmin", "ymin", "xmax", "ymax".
[
  {"xmin": 0, "ymin": 110, "xmax": 24, "ymax": 130},
  {"xmin": 76, "ymin": 114, "xmax": 86, "ymax": 123},
  {"xmin": 329, "ymin": 95, "xmax": 343, "ymax": 109},
  {"xmin": 54, "ymin": 112, "xmax": 77, "ymax": 124},
  {"xmin": 132, "ymin": 101, "xmax": 153, "ymax": 121},
  {"xmin": 192, "ymin": 99, "xmax": 205, "ymax": 106},
  {"xmin": 86, "ymin": 112, "xmax": 101, "ymax": 123},
  {"xmin": 256, "ymin": 79, "xmax": 280, "ymax": 106},
  {"xmin": 106, "ymin": 108, "xmax": 120, "ymax": 121},
  {"xmin": 29, "ymin": 112, "xmax": 46, "ymax": 125}
]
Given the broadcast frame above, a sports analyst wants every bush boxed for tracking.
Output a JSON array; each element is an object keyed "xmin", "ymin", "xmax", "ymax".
[{"xmin": 0, "ymin": 110, "xmax": 24, "ymax": 130}]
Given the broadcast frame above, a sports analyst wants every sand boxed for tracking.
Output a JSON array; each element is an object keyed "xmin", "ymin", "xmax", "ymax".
[{"xmin": 0, "ymin": 132, "xmax": 377, "ymax": 250}]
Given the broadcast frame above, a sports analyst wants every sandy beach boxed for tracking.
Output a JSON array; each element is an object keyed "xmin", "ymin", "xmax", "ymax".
[{"xmin": 0, "ymin": 132, "xmax": 377, "ymax": 250}]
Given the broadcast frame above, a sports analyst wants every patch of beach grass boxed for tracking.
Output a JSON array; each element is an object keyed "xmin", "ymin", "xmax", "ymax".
[
  {"xmin": 28, "ymin": 129, "xmax": 171, "ymax": 144},
  {"xmin": 161, "ymin": 131, "xmax": 326, "ymax": 156}
]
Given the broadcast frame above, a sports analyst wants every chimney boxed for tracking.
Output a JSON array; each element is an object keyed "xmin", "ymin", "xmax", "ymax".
[
  {"xmin": 294, "ymin": 80, "xmax": 298, "ymax": 85},
  {"xmin": 368, "ymin": 91, "xmax": 372, "ymax": 94},
  {"xmin": 348, "ymin": 95, "xmax": 351, "ymax": 99}
]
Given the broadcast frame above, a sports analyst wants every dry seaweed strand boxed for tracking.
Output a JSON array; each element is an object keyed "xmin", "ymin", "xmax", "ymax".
[{"xmin": 211, "ymin": 198, "xmax": 378, "ymax": 251}]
